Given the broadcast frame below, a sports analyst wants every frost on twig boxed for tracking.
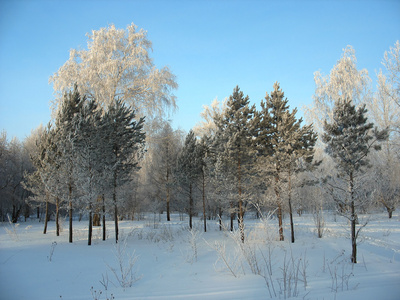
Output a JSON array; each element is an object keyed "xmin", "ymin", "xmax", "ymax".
[{"xmin": 106, "ymin": 236, "xmax": 142, "ymax": 289}]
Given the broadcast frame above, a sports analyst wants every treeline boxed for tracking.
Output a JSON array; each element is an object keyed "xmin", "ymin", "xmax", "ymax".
[
  {"xmin": 23, "ymin": 88, "xmax": 145, "ymax": 245},
  {"xmin": 1, "ymin": 23, "xmax": 399, "ymax": 263}
]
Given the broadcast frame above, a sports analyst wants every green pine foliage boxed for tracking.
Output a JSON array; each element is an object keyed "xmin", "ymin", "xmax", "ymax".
[
  {"xmin": 256, "ymin": 82, "xmax": 318, "ymax": 242},
  {"xmin": 322, "ymin": 98, "xmax": 388, "ymax": 263}
]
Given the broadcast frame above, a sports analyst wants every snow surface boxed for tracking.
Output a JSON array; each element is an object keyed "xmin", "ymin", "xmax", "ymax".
[{"xmin": 1, "ymin": 213, "xmax": 399, "ymax": 300}]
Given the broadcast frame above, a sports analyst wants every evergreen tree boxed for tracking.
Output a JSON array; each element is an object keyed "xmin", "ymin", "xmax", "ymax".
[
  {"xmin": 214, "ymin": 86, "xmax": 257, "ymax": 242},
  {"xmin": 256, "ymin": 82, "xmax": 317, "ymax": 242},
  {"xmin": 322, "ymin": 98, "xmax": 387, "ymax": 263},
  {"xmin": 73, "ymin": 99, "xmax": 103, "ymax": 246},
  {"xmin": 54, "ymin": 86, "xmax": 84, "ymax": 243},
  {"xmin": 103, "ymin": 99, "xmax": 146, "ymax": 243},
  {"xmin": 176, "ymin": 130, "xmax": 203, "ymax": 229}
]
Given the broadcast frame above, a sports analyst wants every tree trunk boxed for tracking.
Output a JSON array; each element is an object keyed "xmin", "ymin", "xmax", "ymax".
[
  {"xmin": 69, "ymin": 200, "xmax": 73, "ymax": 243},
  {"xmin": 69, "ymin": 181, "xmax": 73, "ymax": 243},
  {"xmin": 218, "ymin": 207, "xmax": 223, "ymax": 231},
  {"xmin": 277, "ymin": 202, "xmax": 284, "ymax": 241},
  {"xmin": 114, "ymin": 174, "xmax": 119, "ymax": 243},
  {"xmin": 167, "ymin": 169, "xmax": 171, "ymax": 222},
  {"xmin": 88, "ymin": 206, "xmax": 92, "ymax": 246},
  {"xmin": 43, "ymin": 197, "xmax": 49, "ymax": 234},
  {"xmin": 114, "ymin": 199, "xmax": 119, "ymax": 244},
  {"xmin": 56, "ymin": 197, "xmax": 60, "ymax": 237},
  {"xmin": 275, "ymin": 174, "xmax": 284, "ymax": 241},
  {"xmin": 238, "ymin": 155, "xmax": 244, "ymax": 243},
  {"xmin": 202, "ymin": 168, "xmax": 207, "ymax": 233},
  {"xmin": 189, "ymin": 182, "xmax": 193, "ymax": 229},
  {"xmin": 102, "ymin": 195, "xmax": 106, "ymax": 241},
  {"xmin": 230, "ymin": 202, "xmax": 234, "ymax": 232},
  {"xmin": 350, "ymin": 171, "xmax": 357, "ymax": 264},
  {"xmin": 288, "ymin": 169, "xmax": 295, "ymax": 243}
]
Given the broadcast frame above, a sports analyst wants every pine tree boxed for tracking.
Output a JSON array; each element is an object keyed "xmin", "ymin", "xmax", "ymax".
[
  {"xmin": 214, "ymin": 86, "xmax": 257, "ymax": 242},
  {"xmin": 73, "ymin": 99, "xmax": 103, "ymax": 246},
  {"xmin": 322, "ymin": 98, "xmax": 388, "ymax": 263},
  {"xmin": 176, "ymin": 130, "xmax": 203, "ymax": 229},
  {"xmin": 256, "ymin": 82, "xmax": 317, "ymax": 242},
  {"xmin": 54, "ymin": 86, "xmax": 84, "ymax": 243},
  {"xmin": 103, "ymin": 99, "xmax": 145, "ymax": 243}
]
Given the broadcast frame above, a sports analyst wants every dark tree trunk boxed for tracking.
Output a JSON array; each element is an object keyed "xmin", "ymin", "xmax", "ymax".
[
  {"xmin": 69, "ymin": 200, "xmax": 73, "ymax": 243},
  {"xmin": 238, "ymin": 155, "xmax": 244, "ymax": 243},
  {"xmin": 189, "ymin": 183, "xmax": 193, "ymax": 229},
  {"xmin": 230, "ymin": 202, "xmax": 234, "ymax": 232},
  {"xmin": 56, "ymin": 197, "xmax": 60, "ymax": 237},
  {"xmin": 88, "ymin": 206, "xmax": 93, "ymax": 246},
  {"xmin": 288, "ymin": 170, "xmax": 295, "ymax": 243},
  {"xmin": 167, "ymin": 169, "xmax": 171, "ymax": 222},
  {"xmin": 43, "ymin": 197, "xmax": 49, "ymax": 234},
  {"xmin": 202, "ymin": 169, "xmax": 207, "ymax": 233},
  {"xmin": 350, "ymin": 172, "xmax": 357, "ymax": 264},
  {"xmin": 114, "ymin": 174, "xmax": 119, "ymax": 243},
  {"xmin": 102, "ymin": 195, "xmax": 106, "ymax": 241},
  {"xmin": 69, "ymin": 182, "xmax": 73, "ymax": 243}
]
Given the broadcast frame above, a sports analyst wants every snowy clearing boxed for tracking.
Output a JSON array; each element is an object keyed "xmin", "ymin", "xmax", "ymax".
[{"xmin": 1, "ymin": 213, "xmax": 399, "ymax": 300}]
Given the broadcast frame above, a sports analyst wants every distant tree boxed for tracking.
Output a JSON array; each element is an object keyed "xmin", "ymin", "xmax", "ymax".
[
  {"xmin": 305, "ymin": 46, "xmax": 372, "ymax": 134},
  {"xmin": 322, "ymin": 98, "xmax": 388, "ymax": 263},
  {"xmin": 0, "ymin": 136, "xmax": 31, "ymax": 223},
  {"xmin": 193, "ymin": 98, "xmax": 227, "ymax": 138},
  {"xmin": 176, "ymin": 130, "xmax": 203, "ymax": 229},
  {"xmin": 147, "ymin": 122, "xmax": 182, "ymax": 221},
  {"xmin": 367, "ymin": 42, "xmax": 400, "ymax": 218},
  {"xmin": 381, "ymin": 40, "xmax": 400, "ymax": 108}
]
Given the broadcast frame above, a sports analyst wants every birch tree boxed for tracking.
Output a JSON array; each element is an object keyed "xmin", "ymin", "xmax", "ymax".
[
  {"xmin": 50, "ymin": 23, "xmax": 177, "ymax": 131},
  {"xmin": 305, "ymin": 46, "xmax": 372, "ymax": 134}
]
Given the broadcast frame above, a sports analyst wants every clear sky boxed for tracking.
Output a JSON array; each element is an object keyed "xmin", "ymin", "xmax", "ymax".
[{"xmin": 0, "ymin": 0, "xmax": 399, "ymax": 141}]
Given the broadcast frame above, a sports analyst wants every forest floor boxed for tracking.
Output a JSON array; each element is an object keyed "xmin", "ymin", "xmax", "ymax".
[{"xmin": 0, "ymin": 212, "xmax": 399, "ymax": 300}]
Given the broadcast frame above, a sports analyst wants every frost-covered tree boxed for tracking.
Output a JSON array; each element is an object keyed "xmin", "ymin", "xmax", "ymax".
[
  {"xmin": 213, "ymin": 86, "xmax": 257, "ymax": 242},
  {"xmin": 381, "ymin": 40, "xmax": 400, "ymax": 108},
  {"xmin": 73, "ymin": 99, "xmax": 103, "ymax": 245},
  {"xmin": 102, "ymin": 99, "xmax": 145, "ymax": 243},
  {"xmin": 0, "ymin": 135, "xmax": 31, "ymax": 223},
  {"xmin": 256, "ymin": 82, "xmax": 317, "ymax": 242},
  {"xmin": 305, "ymin": 46, "xmax": 372, "ymax": 134},
  {"xmin": 367, "ymin": 42, "xmax": 400, "ymax": 218},
  {"xmin": 49, "ymin": 23, "xmax": 177, "ymax": 132},
  {"xmin": 54, "ymin": 87, "xmax": 84, "ymax": 242},
  {"xmin": 322, "ymin": 99, "xmax": 388, "ymax": 263},
  {"xmin": 193, "ymin": 98, "xmax": 227, "ymax": 138},
  {"xmin": 147, "ymin": 122, "xmax": 182, "ymax": 221},
  {"xmin": 176, "ymin": 130, "xmax": 203, "ymax": 229}
]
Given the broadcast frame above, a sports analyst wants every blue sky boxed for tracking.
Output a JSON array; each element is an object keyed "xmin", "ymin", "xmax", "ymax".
[{"xmin": 0, "ymin": 0, "xmax": 399, "ymax": 141}]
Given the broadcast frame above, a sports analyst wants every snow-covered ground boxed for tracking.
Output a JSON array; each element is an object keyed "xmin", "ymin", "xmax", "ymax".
[{"xmin": 1, "ymin": 212, "xmax": 399, "ymax": 300}]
